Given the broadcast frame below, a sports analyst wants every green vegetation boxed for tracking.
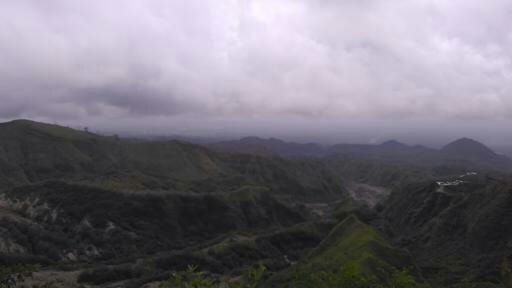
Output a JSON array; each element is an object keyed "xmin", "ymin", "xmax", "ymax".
[
  {"xmin": 158, "ymin": 265, "xmax": 266, "ymax": 288},
  {"xmin": 1, "ymin": 180, "xmax": 305, "ymax": 264},
  {"xmin": 1, "ymin": 120, "xmax": 511, "ymax": 287},
  {"xmin": 266, "ymin": 215, "xmax": 422, "ymax": 287},
  {"xmin": 0, "ymin": 119, "xmax": 345, "ymax": 200},
  {"xmin": 157, "ymin": 263, "xmax": 429, "ymax": 288},
  {"xmin": 288, "ymin": 263, "xmax": 430, "ymax": 288},
  {"xmin": 383, "ymin": 176, "xmax": 512, "ymax": 287}
]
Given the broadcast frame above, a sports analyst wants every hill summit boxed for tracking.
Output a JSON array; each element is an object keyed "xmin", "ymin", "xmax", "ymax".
[{"xmin": 441, "ymin": 137, "xmax": 499, "ymax": 160}]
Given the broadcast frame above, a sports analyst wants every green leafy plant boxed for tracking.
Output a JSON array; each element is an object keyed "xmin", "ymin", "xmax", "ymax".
[
  {"xmin": 159, "ymin": 266, "xmax": 217, "ymax": 288},
  {"xmin": 289, "ymin": 262, "xmax": 430, "ymax": 288},
  {"xmin": 158, "ymin": 264, "xmax": 266, "ymax": 288},
  {"xmin": 386, "ymin": 269, "xmax": 431, "ymax": 288},
  {"xmin": 235, "ymin": 264, "xmax": 266, "ymax": 288},
  {"xmin": 327, "ymin": 263, "xmax": 373, "ymax": 288}
]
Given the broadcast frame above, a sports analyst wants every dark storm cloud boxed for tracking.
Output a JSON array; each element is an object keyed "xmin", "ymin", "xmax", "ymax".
[{"xmin": 1, "ymin": 0, "xmax": 512, "ymax": 142}]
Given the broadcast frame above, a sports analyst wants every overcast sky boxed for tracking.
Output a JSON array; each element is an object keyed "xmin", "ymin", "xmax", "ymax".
[{"xmin": 1, "ymin": 0, "xmax": 512, "ymax": 145}]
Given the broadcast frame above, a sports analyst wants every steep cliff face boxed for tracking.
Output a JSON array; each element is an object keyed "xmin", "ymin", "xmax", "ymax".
[
  {"xmin": 0, "ymin": 181, "xmax": 307, "ymax": 263},
  {"xmin": 383, "ymin": 176, "xmax": 512, "ymax": 286}
]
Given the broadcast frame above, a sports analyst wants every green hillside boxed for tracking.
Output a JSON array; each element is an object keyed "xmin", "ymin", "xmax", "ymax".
[
  {"xmin": 0, "ymin": 120, "xmax": 345, "ymax": 200},
  {"xmin": 264, "ymin": 215, "xmax": 425, "ymax": 288},
  {"xmin": 383, "ymin": 176, "xmax": 512, "ymax": 287},
  {"xmin": 1, "ymin": 120, "xmax": 511, "ymax": 287}
]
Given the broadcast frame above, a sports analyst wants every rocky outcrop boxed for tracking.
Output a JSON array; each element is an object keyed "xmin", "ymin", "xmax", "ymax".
[{"xmin": 0, "ymin": 181, "xmax": 307, "ymax": 263}]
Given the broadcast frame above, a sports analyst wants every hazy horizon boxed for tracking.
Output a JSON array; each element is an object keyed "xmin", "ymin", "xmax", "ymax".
[
  {"xmin": 2, "ymin": 1, "xmax": 512, "ymax": 146},
  {"xmin": 4, "ymin": 118, "xmax": 512, "ymax": 154}
]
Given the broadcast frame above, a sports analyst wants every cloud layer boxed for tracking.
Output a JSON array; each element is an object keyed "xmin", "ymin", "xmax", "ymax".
[{"xmin": 1, "ymin": 0, "xmax": 512, "ymax": 139}]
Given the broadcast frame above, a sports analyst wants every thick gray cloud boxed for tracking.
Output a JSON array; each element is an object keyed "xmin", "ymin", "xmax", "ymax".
[{"xmin": 1, "ymin": 0, "xmax": 512, "ymax": 143}]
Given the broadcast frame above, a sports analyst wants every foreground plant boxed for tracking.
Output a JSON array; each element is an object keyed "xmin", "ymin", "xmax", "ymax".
[{"xmin": 158, "ymin": 265, "xmax": 266, "ymax": 288}]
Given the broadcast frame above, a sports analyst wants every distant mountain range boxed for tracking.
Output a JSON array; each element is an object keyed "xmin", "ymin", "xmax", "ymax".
[
  {"xmin": 210, "ymin": 136, "xmax": 324, "ymax": 156},
  {"xmin": 210, "ymin": 136, "xmax": 512, "ymax": 171}
]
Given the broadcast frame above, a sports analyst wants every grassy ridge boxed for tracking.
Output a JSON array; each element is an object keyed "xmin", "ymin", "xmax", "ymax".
[
  {"xmin": 0, "ymin": 120, "xmax": 345, "ymax": 201},
  {"xmin": 264, "ymin": 215, "xmax": 420, "ymax": 287}
]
